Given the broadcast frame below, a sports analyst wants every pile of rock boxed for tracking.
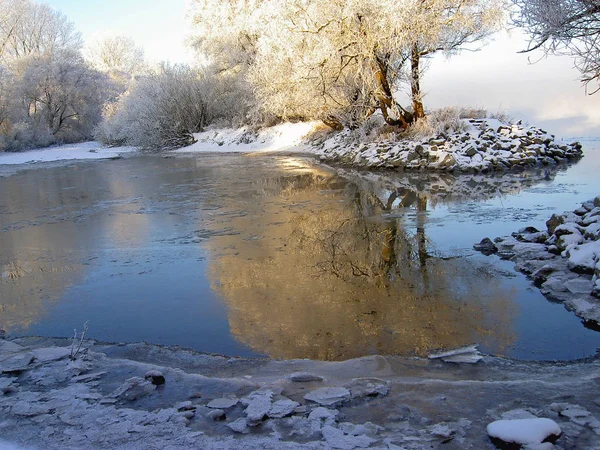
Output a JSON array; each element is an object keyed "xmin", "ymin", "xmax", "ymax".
[
  {"xmin": 474, "ymin": 196, "xmax": 600, "ymax": 324},
  {"xmin": 313, "ymin": 119, "xmax": 583, "ymax": 172}
]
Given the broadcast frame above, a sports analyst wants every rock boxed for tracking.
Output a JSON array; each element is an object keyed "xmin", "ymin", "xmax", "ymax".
[
  {"xmin": 304, "ymin": 387, "xmax": 351, "ymax": 406},
  {"xmin": 465, "ymin": 145, "xmax": 478, "ymax": 157},
  {"xmin": 269, "ymin": 399, "xmax": 300, "ymax": 418},
  {"xmin": 546, "ymin": 214, "xmax": 565, "ymax": 235},
  {"xmin": 144, "ymin": 370, "xmax": 165, "ymax": 386},
  {"xmin": 112, "ymin": 377, "xmax": 156, "ymax": 401},
  {"xmin": 289, "ymin": 372, "xmax": 324, "ymax": 382},
  {"xmin": 207, "ymin": 409, "xmax": 226, "ymax": 421},
  {"xmin": 487, "ymin": 418, "xmax": 561, "ymax": 448},
  {"xmin": 474, "ymin": 237, "xmax": 498, "ymax": 255},
  {"xmin": 227, "ymin": 417, "xmax": 249, "ymax": 434},
  {"xmin": 207, "ymin": 397, "xmax": 239, "ymax": 409}
]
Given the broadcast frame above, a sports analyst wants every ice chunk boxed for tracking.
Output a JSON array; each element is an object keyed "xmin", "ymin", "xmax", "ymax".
[{"xmin": 304, "ymin": 387, "xmax": 351, "ymax": 406}]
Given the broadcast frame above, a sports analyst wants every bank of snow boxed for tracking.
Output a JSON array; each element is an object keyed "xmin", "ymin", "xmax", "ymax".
[
  {"xmin": 172, "ymin": 121, "xmax": 320, "ymax": 154},
  {"xmin": 475, "ymin": 197, "xmax": 600, "ymax": 325},
  {"xmin": 0, "ymin": 142, "xmax": 136, "ymax": 166}
]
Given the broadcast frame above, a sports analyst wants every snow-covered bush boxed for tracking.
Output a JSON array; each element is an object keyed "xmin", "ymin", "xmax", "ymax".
[{"xmin": 96, "ymin": 64, "xmax": 217, "ymax": 150}]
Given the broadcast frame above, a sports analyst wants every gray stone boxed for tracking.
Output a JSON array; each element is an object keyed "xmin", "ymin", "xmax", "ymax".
[
  {"xmin": 144, "ymin": 370, "xmax": 165, "ymax": 386},
  {"xmin": 547, "ymin": 214, "xmax": 565, "ymax": 235},
  {"xmin": 473, "ymin": 237, "xmax": 498, "ymax": 255}
]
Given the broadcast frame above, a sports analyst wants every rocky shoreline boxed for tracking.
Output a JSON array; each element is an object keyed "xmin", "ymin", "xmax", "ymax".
[
  {"xmin": 312, "ymin": 119, "xmax": 583, "ymax": 172},
  {"xmin": 475, "ymin": 197, "xmax": 600, "ymax": 326},
  {"xmin": 1, "ymin": 337, "xmax": 600, "ymax": 449}
]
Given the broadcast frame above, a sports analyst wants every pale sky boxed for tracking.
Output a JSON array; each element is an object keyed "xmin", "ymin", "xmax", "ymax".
[{"xmin": 45, "ymin": 0, "xmax": 600, "ymax": 138}]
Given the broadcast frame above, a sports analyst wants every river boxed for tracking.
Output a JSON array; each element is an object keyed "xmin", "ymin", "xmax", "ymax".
[{"xmin": 1, "ymin": 139, "xmax": 599, "ymax": 361}]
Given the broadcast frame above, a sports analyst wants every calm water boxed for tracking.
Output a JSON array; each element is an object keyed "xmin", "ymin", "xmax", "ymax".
[{"xmin": 1, "ymin": 140, "xmax": 600, "ymax": 361}]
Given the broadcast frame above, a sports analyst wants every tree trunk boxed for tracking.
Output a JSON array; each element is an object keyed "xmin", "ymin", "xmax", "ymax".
[
  {"xmin": 375, "ymin": 56, "xmax": 410, "ymax": 128},
  {"xmin": 411, "ymin": 44, "xmax": 425, "ymax": 120}
]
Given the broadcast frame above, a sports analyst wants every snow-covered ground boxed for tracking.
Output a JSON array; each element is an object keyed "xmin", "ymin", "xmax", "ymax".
[
  {"xmin": 172, "ymin": 121, "xmax": 321, "ymax": 154},
  {"xmin": 1, "ymin": 337, "xmax": 600, "ymax": 449},
  {"xmin": 171, "ymin": 119, "xmax": 583, "ymax": 173},
  {"xmin": 0, "ymin": 142, "xmax": 136, "ymax": 166}
]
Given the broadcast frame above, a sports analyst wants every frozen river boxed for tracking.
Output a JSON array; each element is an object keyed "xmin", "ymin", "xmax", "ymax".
[{"xmin": 1, "ymin": 139, "xmax": 600, "ymax": 361}]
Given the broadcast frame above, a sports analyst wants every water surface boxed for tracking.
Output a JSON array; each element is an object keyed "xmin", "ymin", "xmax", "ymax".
[{"xmin": 1, "ymin": 141, "xmax": 600, "ymax": 361}]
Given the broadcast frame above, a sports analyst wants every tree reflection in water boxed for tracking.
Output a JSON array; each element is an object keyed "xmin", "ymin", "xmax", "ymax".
[{"xmin": 206, "ymin": 160, "xmax": 565, "ymax": 360}]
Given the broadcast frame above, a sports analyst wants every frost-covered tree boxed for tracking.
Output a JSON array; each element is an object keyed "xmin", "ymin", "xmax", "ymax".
[
  {"xmin": 86, "ymin": 35, "xmax": 145, "ymax": 82},
  {"xmin": 4, "ymin": 54, "xmax": 109, "ymax": 150},
  {"xmin": 96, "ymin": 64, "xmax": 216, "ymax": 149},
  {"xmin": 188, "ymin": 0, "xmax": 272, "ymax": 124},
  {"xmin": 513, "ymin": 0, "xmax": 600, "ymax": 93},
  {"xmin": 402, "ymin": 0, "xmax": 505, "ymax": 118},
  {"xmin": 189, "ymin": 0, "xmax": 504, "ymax": 128},
  {"xmin": 0, "ymin": 0, "xmax": 109, "ymax": 151},
  {"xmin": 0, "ymin": 0, "xmax": 82, "ymax": 63}
]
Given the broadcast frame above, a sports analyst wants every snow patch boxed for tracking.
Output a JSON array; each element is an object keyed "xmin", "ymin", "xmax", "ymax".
[{"xmin": 0, "ymin": 142, "xmax": 135, "ymax": 165}]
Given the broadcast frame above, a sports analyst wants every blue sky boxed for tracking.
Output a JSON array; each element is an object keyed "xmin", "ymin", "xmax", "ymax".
[{"xmin": 44, "ymin": 0, "xmax": 600, "ymax": 137}]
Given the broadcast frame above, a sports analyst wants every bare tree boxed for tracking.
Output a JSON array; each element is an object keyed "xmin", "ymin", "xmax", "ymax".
[{"xmin": 513, "ymin": 0, "xmax": 600, "ymax": 93}]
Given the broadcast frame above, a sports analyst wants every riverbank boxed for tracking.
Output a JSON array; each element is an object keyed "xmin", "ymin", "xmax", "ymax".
[
  {"xmin": 0, "ymin": 117, "xmax": 584, "ymax": 176},
  {"xmin": 475, "ymin": 197, "xmax": 600, "ymax": 326},
  {"xmin": 1, "ymin": 336, "xmax": 600, "ymax": 449},
  {"xmin": 174, "ymin": 117, "xmax": 583, "ymax": 173}
]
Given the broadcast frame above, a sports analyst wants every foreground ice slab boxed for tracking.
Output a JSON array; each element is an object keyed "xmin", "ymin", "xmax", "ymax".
[{"xmin": 1, "ymin": 337, "xmax": 600, "ymax": 449}]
